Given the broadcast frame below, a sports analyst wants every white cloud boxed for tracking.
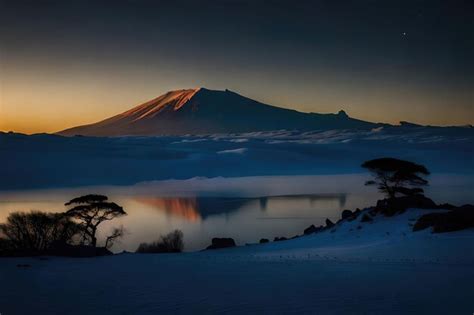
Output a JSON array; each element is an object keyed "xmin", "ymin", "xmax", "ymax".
[{"xmin": 217, "ymin": 148, "xmax": 248, "ymax": 154}]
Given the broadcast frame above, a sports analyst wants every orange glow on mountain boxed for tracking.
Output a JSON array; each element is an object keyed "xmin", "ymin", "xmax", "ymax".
[{"xmin": 123, "ymin": 88, "xmax": 200, "ymax": 121}]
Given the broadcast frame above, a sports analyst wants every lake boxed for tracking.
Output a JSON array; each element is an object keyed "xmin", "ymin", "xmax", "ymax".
[{"xmin": 0, "ymin": 174, "xmax": 472, "ymax": 252}]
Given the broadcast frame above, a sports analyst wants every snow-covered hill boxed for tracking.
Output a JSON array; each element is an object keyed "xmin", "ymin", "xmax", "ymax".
[{"xmin": 1, "ymin": 207, "xmax": 473, "ymax": 314}]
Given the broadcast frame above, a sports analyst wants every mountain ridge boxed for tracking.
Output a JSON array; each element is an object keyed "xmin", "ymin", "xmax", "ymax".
[{"xmin": 58, "ymin": 87, "xmax": 378, "ymax": 136}]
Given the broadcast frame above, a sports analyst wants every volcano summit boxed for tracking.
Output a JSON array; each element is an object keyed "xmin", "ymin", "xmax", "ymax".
[{"xmin": 58, "ymin": 88, "xmax": 376, "ymax": 136}]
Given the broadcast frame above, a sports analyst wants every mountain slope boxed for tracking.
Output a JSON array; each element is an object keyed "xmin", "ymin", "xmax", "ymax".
[{"xmin": 58, "ymin": 88, "xmax": 378, "ymax": 136}]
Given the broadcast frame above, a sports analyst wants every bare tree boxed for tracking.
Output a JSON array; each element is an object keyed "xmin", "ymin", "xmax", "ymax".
[
  {"xmin": 104, "ymin": 226, "xmax": 126, "ymax": 250},
  {"xmin": 0, "ymin": 211, "xmax": 81, "ymax": 253},
  {"xmin": 136, "ymin": 230, "xmax": 184, "ymax": 253}
]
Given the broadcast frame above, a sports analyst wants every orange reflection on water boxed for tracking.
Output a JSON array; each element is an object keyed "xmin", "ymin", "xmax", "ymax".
[{"xmin": 134, "ymin": 197, "xmax": 202, "ymax": 222}]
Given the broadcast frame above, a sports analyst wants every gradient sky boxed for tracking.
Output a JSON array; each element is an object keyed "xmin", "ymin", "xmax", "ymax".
[{"xmin": 1, "ymin": 0, "xmax": 473, "ymax": 134}]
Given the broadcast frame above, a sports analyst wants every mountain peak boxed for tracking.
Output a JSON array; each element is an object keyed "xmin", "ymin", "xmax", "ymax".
[
  {"xmin": 337, "ymin": 110, "xmax": 349, "ymax": 118},
  {"xmin": 58, "ymin": 88, "xmax": 376, "ymax": 136}
]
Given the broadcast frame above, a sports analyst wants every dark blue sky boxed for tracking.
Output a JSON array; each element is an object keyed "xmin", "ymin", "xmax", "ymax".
[{"xmin": 1, "ymin": 0, "xmax": 473, "ymax": 133}]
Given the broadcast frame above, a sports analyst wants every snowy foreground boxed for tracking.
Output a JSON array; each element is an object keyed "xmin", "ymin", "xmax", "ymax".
[{"xmin": 1, "ymin": 208, "xmax": 473, "ymax": 314}]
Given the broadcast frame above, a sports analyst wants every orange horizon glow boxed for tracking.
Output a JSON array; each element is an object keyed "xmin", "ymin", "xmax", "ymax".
[
  {"xmin": 1, "ymin": 62, "xmax": 472, "ymax": 134},
  {"xmin": 1, "ymin": 0, "xmax": 473, "ymax": 135},
  {"xmin": 2, "ymin": 83, "xmax": 472, "ymax": 135}
]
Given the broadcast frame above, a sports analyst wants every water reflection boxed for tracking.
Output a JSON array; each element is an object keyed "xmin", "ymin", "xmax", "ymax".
[
  {"xmin": 134, "ymin": 197, "xmax": 202, "ymax": 221},
  {"xmin": 0, "ymin": 174, "xmax": 472, "ymax": 252},
  {"xmin": 275, "ymin": 194, "xmax": 347, "ymax": 208},
  {"xmin": 133, "ymin": 194, "xmax": 347, "ymax": 222}
]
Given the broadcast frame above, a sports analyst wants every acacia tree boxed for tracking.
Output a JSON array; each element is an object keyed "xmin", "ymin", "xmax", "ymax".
[
  {"xmin": 361, "ymin": 158, "xmax": 430, "ymax": 199},
  {"xmin": 65, "ymin": 194, "xmax": 126, "ymax": 247}
]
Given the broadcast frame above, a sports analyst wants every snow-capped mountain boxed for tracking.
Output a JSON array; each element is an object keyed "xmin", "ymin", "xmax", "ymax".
[{"xmin": 58, "ymin": 88, "xmax": 377, "ymax": 136}]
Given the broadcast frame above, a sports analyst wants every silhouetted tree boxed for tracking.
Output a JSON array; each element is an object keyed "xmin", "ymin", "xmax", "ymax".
[
  {"xmin": 361, "ymin": 158, "xmax": 430, "ymax": 199},
  {"xmin": 65, "ymin": 194, "xmax": 126, "ymax": 247},
  {"xmin": 0, "ymin": 238, "xmax": 14, "ymax": 256},
  {"xmin": 0, "ymin": 211, "xmax": 81, "ymax": 253}
]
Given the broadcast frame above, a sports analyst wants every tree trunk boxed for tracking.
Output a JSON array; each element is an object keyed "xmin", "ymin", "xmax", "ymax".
[{"xmin": 91, "ymin": 225, "xmax": 97, "ymax": 247}]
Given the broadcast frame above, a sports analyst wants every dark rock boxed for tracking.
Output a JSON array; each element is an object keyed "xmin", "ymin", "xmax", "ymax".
[
  {"xmin": 259, "ymin": 238, "xmax": 269, "ymax": 244},
  {"xmin": 436, "ymin": 203, "xmax": 457, "ymax": 210},
  {"xmin": 341, "ymin": 209, "xmax": 353, "ymax": 220},
  {"xmin": 325, "ymin": 218, "xmax": 335, "ymax": 228},
  {"xmin": 304, "ymin": 224, "xmax": 322, "ymax": 235},
  {"xmin": 274, "ymin": 237, "xmax": 288, "ymax": 242},
  {"xmin": 361, "ymin": 214, "xmax": 373, "ymax": 222},
  {"xmin": 206, "ymin": 237, "xmax": 236, "ymax": 250},
  {"xmin": 304, "ymin": 224, "xmax": 316, "ymax": 234},
  {"xmin": 347, "ymin": 208, "xmax": 362, "ymax": 221},
  {"xmin": 414, "ymin": 204, "xmax": 474, "ymax": 233},
  {"xmin": 459, "ymin": 204, "xmax": 474, "ymax": 211},
  {"xmin": 393, "ymin": 187, "xmax": 424, "ymax": 196},
  {"xmin": 375, "ymin": 195, "xmax": 436, "ymax": 216},
  {"xmin": 369, "ymin": 208, "xmax": 378, "ymax": 216}
]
